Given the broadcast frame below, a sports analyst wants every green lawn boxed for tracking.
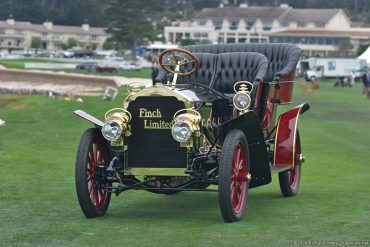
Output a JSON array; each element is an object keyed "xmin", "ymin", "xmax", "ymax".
[
  {"xmin": 0, "ymin": 58, "xmax": 152, "ymax": 78},
  {"xmin": 0, "ymin": 81, "xmax": 369, "ymax": 246}
]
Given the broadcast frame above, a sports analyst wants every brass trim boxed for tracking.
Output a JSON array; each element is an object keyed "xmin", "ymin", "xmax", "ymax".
[
  {"xmin": 124, "ymin": 85, "xmax": 192, "ymax": 108},
  {"xmin": 273, "ymin": 116, "xmax": 281, "ymax": 167},
  {"xmin": 124, "ymin": 168, "xmax": 188, "ymax": 176}
]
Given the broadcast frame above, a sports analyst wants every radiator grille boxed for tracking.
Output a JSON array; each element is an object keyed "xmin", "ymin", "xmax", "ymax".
[{"xmin": 127, "ymin": 96, "xmax": 187, "ymax": 168}]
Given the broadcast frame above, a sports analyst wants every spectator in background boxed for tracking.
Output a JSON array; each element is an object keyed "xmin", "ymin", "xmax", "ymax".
[
  {"xmin": 151, "ymin": 59, "xmax": 160, "ymax": 86},
  {"xmin": 350, "ymin": 70, "xmax": 356, "ymax": 87},
  {"xmin": 362, "ymin": 68, "xmax": 370, "ymax": 99}
]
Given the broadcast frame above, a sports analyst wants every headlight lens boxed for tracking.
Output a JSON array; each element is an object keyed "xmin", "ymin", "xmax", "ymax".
[
  {"xmin": 102, "ymin": 121, "xmax": 123, "ymax": 141},
  {"xmin": 171, "ymin": 121, "xmax": 192, "ymax": 142},
  {"xmin": 233, "ymin": 93, "xmax": 251, "ymax": 111}
]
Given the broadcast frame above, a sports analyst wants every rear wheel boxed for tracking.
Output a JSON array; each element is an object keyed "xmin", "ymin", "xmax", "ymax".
[
  {"xmin": 278, "ymin": 132, "xmax": 302, "ymax": 197},
  {"xmin": 75, "ymin": 128, "xmax": 111, "ymax": 218},
  {"xmin": 218, "ymin": 129, "xmax": 250, "ymax": 222}
]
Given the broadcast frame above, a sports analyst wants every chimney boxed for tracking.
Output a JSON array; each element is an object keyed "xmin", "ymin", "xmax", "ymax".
[
  {"xmin": 240, "ymin": 3, "xmax": 248, "ymax": 8},
  {"xmin": 6, "ymin": 16, "xmax": 15, "ymax": 26},
  {"xmin": 219, "ymin": 3, "xmax": 224, "ymax": 8},
  {"xmin": 43, "ymin": 21, "xmax": 53, "ymax": 30},
  {"xmin": 82, "ymin": 24, "xmax": 90, "ymax": 32},
  {"xmin": 280, "ymin": 4, "xmax": 289, "ymax": 8}
]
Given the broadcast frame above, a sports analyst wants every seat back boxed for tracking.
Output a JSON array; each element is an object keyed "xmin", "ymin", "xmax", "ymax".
[
  {"xmin": 183, "ymin": 43, "xmax": 300, "ymax": 82},
  {"xmin": 176, "ymin": 53, "xmax": 217, "ymax": 86},
  {"xmin": 212, "ymin": 52, "xmax": 268, "ymax": 94}
]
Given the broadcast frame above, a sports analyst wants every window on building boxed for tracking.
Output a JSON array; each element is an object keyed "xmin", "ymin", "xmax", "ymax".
[
  {"xmin": 91, "ymin": 35, "xmax": 97, "ymax": 41},
  {"xmin": 250, "ymin": 38, "xmax": 259, "ymax": 43},
  {"xmin": 246, "ymin": 21, "xmax": 254, "ymax": 30},
  {"xmin": 8, "ymin": 41, "xmax": 12, "ymax": 46},
  {"xmin": 42, "ymin": 32, "xmax": 48, "ymax": 37},
  {"xmin": 16, "ymin": 29, "xmax": 23, "ymax": 34},
  {"xmin": 227, "ymin": 37, "xmax": 235, "ymax": 43},
  {"xmin": 315, "ymin": 22, "xmax": 325, "ymax": 28},
  {"xmin": 17, "ymin": 39, "xmax": 22, "ymax": 46},
  {"xmin": 238, "ymin": 38, "xmax": 247, "ymax": 43},
  {"xmin": 197, "ymin": 19, "xmax": 206, "ymax": 26},
  {"xmin": 262, "ymin": 22, "xmax": 272, "ymax": 31},
  {"xmin": 0, "ymin": 28, "xmax": 4, "ymax": 34},
  {"xmin": 279, "ymin": 21, "xmax": 289, "ymax": 27},
  {"xmin": 229, "ymin": 20, "xmax": 238, "ymax": 30},
  {"xmin": 214, "ymin": 19, "xmax": 222, "ymax": 30},
  {"xmin": 297, "ymin": 21, "xmax": 306, "ymax": 27},
  {"xmin": 270, "ymin": 37, "xmax": 279, "ymax": 43}
]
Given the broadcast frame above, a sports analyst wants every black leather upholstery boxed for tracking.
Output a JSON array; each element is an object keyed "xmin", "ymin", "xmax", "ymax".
[
  {"xmin": 183, "ymin": 43, "xmax": 300, "ymax": 82},
  {"xmin": 212, "ymin": 52, "xmax": 268, "ymax": 94},
  {"xmin": 176, "ymin": 53, "xmax": 217, "ymax": 86}
]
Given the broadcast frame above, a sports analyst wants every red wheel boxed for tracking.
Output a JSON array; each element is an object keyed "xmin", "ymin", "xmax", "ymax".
[
  {"xmin": 278, "ymin": 131, "xmax": 302, "ymax": 197},
  {"xmin": 75, "ymin": 128, "xmax": 111, "ymax": 217},
  {"xmin": 219, "ymin": 129, "xmax": 250, "ymax": 222}
]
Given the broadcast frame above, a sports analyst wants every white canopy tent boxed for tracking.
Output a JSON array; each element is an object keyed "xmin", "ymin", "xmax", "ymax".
[{"xmin": 358, "ymin": 46, "xmax": 370, "ymax": 65}]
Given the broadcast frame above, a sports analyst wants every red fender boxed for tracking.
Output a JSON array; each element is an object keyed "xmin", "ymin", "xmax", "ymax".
[{"xmin": 273, "ymin": 103, "xmax": 309, "ymax": 170}]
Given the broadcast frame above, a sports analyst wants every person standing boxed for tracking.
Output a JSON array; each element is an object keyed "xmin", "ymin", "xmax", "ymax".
[
  {"xmin": 350, "ymin": 70, "xmax": 356, "ymax": 87},
  {"xmin": 362, "ymin": 68, "xmax": 370, "ymax": 99}
]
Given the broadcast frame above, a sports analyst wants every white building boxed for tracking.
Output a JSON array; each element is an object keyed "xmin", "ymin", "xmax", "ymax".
[
  {"xmin": 164, "ymin": 4, "xmax": 370, "ymax": 57},
  {"xmin": 0, "ymin": 18, "xmax": 109, "ymax": 51}
]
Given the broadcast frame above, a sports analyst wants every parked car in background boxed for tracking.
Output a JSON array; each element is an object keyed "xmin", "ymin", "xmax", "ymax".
[
  {"xmin": 119, "ymin": 61, "xmax": 142, "ymax": 71},
  {"xmin": 96, "ymin": 64, "xmax": 117, "ymax": 73},
  {"xmin": 76, "ymin": 62, "xmax": 98, "ymax": 71}
]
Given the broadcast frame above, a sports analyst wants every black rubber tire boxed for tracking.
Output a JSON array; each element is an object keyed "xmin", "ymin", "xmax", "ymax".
[
  {"xmin": 75, "ymin": 128, "xmax": 111, "ymax": 218},
  {"xmin": 218, "ymin": 129, "xmax": 250, "ymax": 223},
  {"xmin": 278, "ymin": 132, "xmax": 302, "ymax": 197}
]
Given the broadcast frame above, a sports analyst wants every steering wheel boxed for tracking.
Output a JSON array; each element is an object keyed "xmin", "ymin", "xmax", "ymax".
[{"xmin": 159, "ymin": 48, "xmax": 200, "ymax": 76}]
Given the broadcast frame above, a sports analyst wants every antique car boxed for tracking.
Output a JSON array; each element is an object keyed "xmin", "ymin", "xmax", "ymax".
[{"xmin": 74, "ymin": 43, "xmax": 310, "ymax": 222}]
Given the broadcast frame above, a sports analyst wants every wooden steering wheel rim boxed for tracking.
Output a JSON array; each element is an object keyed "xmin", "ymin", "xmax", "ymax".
[{"xmin": 159, "ymin": 48, "xmax": 200, "ymax": 76}]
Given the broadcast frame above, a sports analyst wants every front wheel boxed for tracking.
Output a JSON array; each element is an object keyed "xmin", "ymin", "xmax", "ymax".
[
  {"xmin": 278, "ymin": 132, "xmax": 302, "ymax": 197},
  {"xmin": 218, "ymin": 129, "xmax": 250, "ymax": 222},
  {"xmin": 75, "ymin": 128, "xmax": 112, "ymax": 218}
]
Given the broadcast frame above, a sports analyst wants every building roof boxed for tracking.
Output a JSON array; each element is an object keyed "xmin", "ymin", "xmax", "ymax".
[
  {"xmin": 195, "ymin": 6, "xmax": 291, "ymax": 21},
  {"xmin": 194, "ymin": 6, "xmax": 342, "ymax": 23},
  {"xmin": 0, "ymin": 20, "xmax": 106, "ymax": 35},
  {"xmin": 270, "ymin": 29, "xmax": 370, "ymax": 38},
  {"xmin": 278, "ymin": 8, "xmax": 341, "ymax": 23}
]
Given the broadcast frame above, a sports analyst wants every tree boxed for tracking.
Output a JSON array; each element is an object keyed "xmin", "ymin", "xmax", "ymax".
[
  {"xmin": 103, "ymin": 38, "xmax": 114, "ymax": 50},
  {"xmin": 357, "ymin": 44, "xmax": 369, "ymax": 56},
  {"xmin": 105, "ymin": 0, "xmax": 162, "ymax": 60},
  {"xmin": 31, "ymin": 36, "xmax": 42, "ymax": 54},
  {"xmin": 181, "ymin": 38, "xmax": 197, "ymax": 46},
  {"xmin": 337, "ymin": 40, "xmax": 354, "ymax": 57},
  {"xmin": 67, "ymin": 37, "xmax": 77, "ymax": 48}
]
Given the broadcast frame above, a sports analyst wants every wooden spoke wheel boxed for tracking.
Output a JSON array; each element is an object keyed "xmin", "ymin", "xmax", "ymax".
[
  {"xmin": 158, "ymin": 48, "xmax": 200, "ymax": 76},
  {"xmin": 218, "ymin": 129, "xmax": 250, "ymax": 222},
  {"xmin": 75, "ymin": 128, "xmax": 112, "ymax": 217}
]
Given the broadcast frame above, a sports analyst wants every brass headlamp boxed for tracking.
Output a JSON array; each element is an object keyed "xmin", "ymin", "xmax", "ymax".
[
  {"xmin": 171, "ymin": 108, "xmax": 201, "ymax": 143},
  {"xmin": 233, "ymin": 81, "xmax": 253, "ymax": 114},
  {"xmin": 102, "ymin": 108, "xmax": 132, "ymax": 141}
]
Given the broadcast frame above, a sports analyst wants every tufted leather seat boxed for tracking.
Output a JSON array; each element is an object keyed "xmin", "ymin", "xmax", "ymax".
[
  {"xmin": 211, "ymin": 52, "xmax": 268, "ymax": 94},
  {"xmin": 183, "ymin": 43, "xmax": 300, "ymax": 82},
  {"xmin": 176, "ymin": 53, "xmax": 217, "ymax": 86}
]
